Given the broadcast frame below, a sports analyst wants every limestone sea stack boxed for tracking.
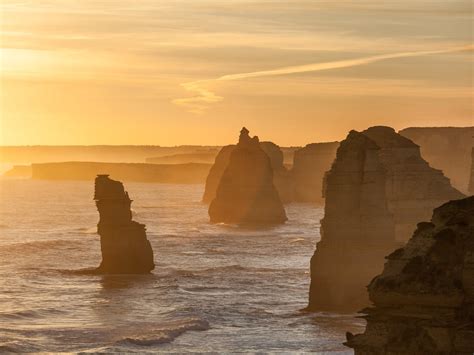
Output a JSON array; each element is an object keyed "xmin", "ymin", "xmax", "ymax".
[
  {"xmin": 208, "ymin": 128, "xmax": 287, "ymax": 225},
  {"xmin": 292, "ymin": 142, "xmax": 339, "ymax": 203},
  {"xmin": 202, "ymin": 144, "xmax": 236, "ymax": 203},
  {"xmin": 345, "ymin": 196, "xmax": 474, "ymax": 354},
  {"xmin": 308, "ymin": 131, "xmax": 398, "ymax": 312},
  {"xmin": 94, "ymin": 175, "xmax": 154, "ymax": 274}
]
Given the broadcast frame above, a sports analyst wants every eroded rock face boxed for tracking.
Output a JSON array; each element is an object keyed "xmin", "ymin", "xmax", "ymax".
[
  {"xmin": 208, "ymin": 128, "xmax": 287, "ymax": 225},
  {"xmin": 202, "ymin": 140, "xmax": 292, "ymax": 203},
  {"xmin": 308, "ymin": 131, "xmax": 398, "ymax": 312},
  {"xmin": 292, "ymin": 142, "xmax": 339, "ymax": 203},
  {"xmin": 308, "ymin": 127, "xmax": 463, "ymax": 312},
  {"xmin": 469, "ymin": 148, "xmax": 474, "ymax": 195},
  {"xmin": 399, "ymin": 127, "xmax": 474, "ymax": 193},
  {"xmin": 345, "ymin": 196, "xmax": 474, "ymax": 355},
  {"xmin": 94, "ymin": 175, "xmax": 154, "ymax": 274},
  {"xmin": 363, "ymin": 126, "xmax": 464, "ymax": 243}
]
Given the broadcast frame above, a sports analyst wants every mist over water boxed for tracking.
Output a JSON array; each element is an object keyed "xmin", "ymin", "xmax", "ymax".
[{"xmin": 0, "ymin": 179, "xmax": 363, "ymax": 352}]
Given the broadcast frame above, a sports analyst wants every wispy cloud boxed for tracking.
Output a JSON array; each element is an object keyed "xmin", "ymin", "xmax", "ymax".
[{"xmin": 174, "ymin": 45, "xmax": 473, "ymax": 113}]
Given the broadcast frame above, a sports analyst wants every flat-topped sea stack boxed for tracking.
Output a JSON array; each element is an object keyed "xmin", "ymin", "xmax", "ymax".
[
  {"xmin": 202, "ymin": 140, "xmax": 292, "ymax": 203},
  {"xmin": 292, "ymin": 142, "xmax": 339, "ymax": 203},
  {"xmin": 208, "ymin": 128, "xmax": 287, "ymax": 225},
  {"xmin": 308, "ymin": 127, "xmax": 464, "ymax": 312},
  {"xmin": 345, "ymin": 196, "xmax": 474, "ymax": 354},
  {"xmin": 94, "ymin": 175, "xmax": 154, "ymax": 274},
  {"xmin": 308, "ymin": 131, "xmax": 398, "ymax": 312},
  {"xmin": 399, "ymin": 126, "xmax": 474, "ymax": 193},
  {"xmin": 363, "ymin": 126, "xmax": 464, "ymax": 243}
]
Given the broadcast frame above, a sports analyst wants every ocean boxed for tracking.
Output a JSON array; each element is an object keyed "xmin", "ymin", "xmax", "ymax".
[{"xmin": 0, "ymin": 179, "xmax": 363, "ymax": 353}]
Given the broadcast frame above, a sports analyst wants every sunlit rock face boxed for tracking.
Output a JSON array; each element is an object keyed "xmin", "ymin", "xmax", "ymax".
[
  {"xmin": 94, "ymin": 175, "xmax": 154, "ymax": 274},
  {"xmin": 345, "ymin": 196, "xmax": 474, "ymax": 355},
  {"xmin": 208, "ymin": 128, "xmax": 287, "ymax": 225},
  {"xmin": 292, "ymin": 142, "xmax": 339, "ymax": 203},
  {"xmin": 308, "ymin": 131, "xmax": 398, "ymax": 312},
  {"xmin": 202, "ymin": 140, "xmax": 292, "ymax": 204},
  {"xmin": 363, "ymin": 126, "xmax": 464, "ymax": 243},
  {"xmin": 399, "ymin": 127, "xmax": 474, "ymax": 194},
  {"xmin": 469, "ymin": 148, "xmax": 474, "ymax": 195}
]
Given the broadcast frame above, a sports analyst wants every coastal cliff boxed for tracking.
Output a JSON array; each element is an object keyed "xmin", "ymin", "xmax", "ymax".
[{"xmin": 345, "ymin": 196, "xmax": 474, "ymax": 354}]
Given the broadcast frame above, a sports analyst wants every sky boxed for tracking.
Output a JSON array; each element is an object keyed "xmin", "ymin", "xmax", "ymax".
[{"xmin": 0, "ymin": 0, "xmax": 472, "ymax": 146}]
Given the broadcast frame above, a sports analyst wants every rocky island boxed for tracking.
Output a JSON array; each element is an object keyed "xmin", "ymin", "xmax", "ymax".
[
  {"xmin": 94, "ymin": 174, "xmax": 155, "ymax": 274},
  {"xmin": 345, "ymin": 196, "xmax": 474, "ymax": 354},
  {"xmin": 208, "ymin": 128, "xmax": 287, "ymax": 225}
]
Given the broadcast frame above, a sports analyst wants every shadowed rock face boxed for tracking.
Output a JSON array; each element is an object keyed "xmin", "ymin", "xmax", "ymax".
[
  {"xmin": 399, "ymin": 127, "xmax": 474, "ymax": 193},
  {"xmin": 308, "ymin": 127, "xmax": 463, "ymax": 313},
  {"xmin": 292, "ymin": 142, "xmax": 339, "ymax": 203},
  {"xmin": 345, "ymin": 196, "xmax": 474, "ymax": 355},
  {"xmin": 94, "ymin": 175, "xmax": 154, "ymax": 274},
  {"xmin": 469, "ymin": 148, "xmax": 474, "ymax": 195},
  {"xmin": 208, "ymin": 128, "xmax": 287, "ymax": 225},
  {"xmin": 202, "ymin": 140, "xmax": 292, "ymax": 203},
  {"xmin": 307, "ymin": 131, "xmax": 398, "ymax": 312}
]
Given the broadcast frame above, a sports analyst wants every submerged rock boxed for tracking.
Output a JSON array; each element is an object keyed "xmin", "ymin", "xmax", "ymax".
[
  {"xmin": 307, "ymin": 131, "xmax": 398, "ymax": 312},
  {"xmin": 345, "ymin": 196, "xmax": 474, "ymax": 355},
  {"xmin": 292, "ymin": 142, "xmax": 339, "ymax": 203},
  {"xmin": 94, "ymin": 174, "xmax": 154, "ymax": 274},
  {"xmin": 308, "ymin": 126, "xmax": 463, "ymax": 312},
  {"xmin": 208, "ymin": 128, "xmax": 287, "ymax": 225}
]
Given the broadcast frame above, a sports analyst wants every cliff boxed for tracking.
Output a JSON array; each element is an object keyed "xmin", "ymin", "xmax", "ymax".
[
  {"xmin": 399, "ymin": 127, "xmax": 474, "ymax": 193},
  {"xmin": 308, "ymin": 131, "xmax": 398, "ymax": 312},
  {"xmin": 345, "ymin": 196, "xmax": 474, "ymax": 354},
  {"xmin": 292, "ymin": 142, "xmax": 339, "ymax": 203},
  {"xmin": 31, "ymin": 162, "xmax": 211, "ymax": 184},
  {"xmin": 308, "ymin": 127, "xmax": 463, "ymax": 312},
  {"xmin": 145, "ymin": 151, "xmax": 219, "ymax": 164},
  {"xmin": 94, "ymin": 175, "xmax": 155, "ymax": 274},
  {"xmin": 208, "ymin": 128, "xmax": 287, "ymax": 225}
]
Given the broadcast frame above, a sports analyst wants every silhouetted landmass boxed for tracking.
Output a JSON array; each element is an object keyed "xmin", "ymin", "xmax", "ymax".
[
  {"xmin": 308, "ymin": 126, "xmax": 464, "ymax": 313},
  {"xmin": 470, "ymin": 148, "xmax": 474, "ymax": 195},
  {"xmin": 308, "ymin": 130, "xmax": 398, "ymax": 312},
  {"xmin": 31, "ymin": 162, "xmax": 211, "ymax": 183},
  {"xmin": 146, "ymin": 151, "xmax": 219, "ymax": 164},
  {"xmin": 208, "ymin": 128, "xmax": 287, "ymax": 225},
  {"xmin": 399, "ymin": 127, "xmax": 474, "ymax": 193},
  {"xmin": 202, "ymin": 141, "xmax": 293, "ymax": 203},
  {"xmin": 93, "ymin": 175, "xmax": 154, "ymax": 274},
  {"xmin": 2, "ymin": 165, "xmax": 32, "ymax": 178},
  {"xmin": 345, "ymin": 196, "xmax": 474, "ymax": 354},
  {"xmin": 292, "ymin": 142, "xmax": 339, "ymax": 203}
]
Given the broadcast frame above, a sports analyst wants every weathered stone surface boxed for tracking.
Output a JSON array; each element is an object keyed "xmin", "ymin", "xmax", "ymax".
[
  {"xmin": 308, "ymin": 127, "xmax": 464, "ymax": 313},
  {"xmin": 345, "ymin": 196, "xmax": 474, "ymax": 355},
  {"xmin": 208, "ymin": 128, "xmax": 287, "ymax": 225},
  {"xmin": 400, "ymin": 126, "xmax": 474, "ymax": 193},
  {"xmin": 94, "ymin": 174, "xmax": 154, "ymax": 274},
  {"xmin": 363, "ymin": 126, "xmax": 464, "ymax": 243},
  {"xmin": 307, "ymin": 131, "xmax": 398, "ymax": 312},
  {"xmin": 292, "ymin": 142, "xmax": 339, "ymax": 203},
  {"xmin": 469, "ymin": 148, "xmax": 474, "ymax": 195},
  {"xmin": 202, "ymin": 140, "xmax": 292, "ymax": 203}
]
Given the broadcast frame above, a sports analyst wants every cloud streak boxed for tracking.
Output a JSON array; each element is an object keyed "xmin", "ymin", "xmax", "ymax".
[{"xmin": 174, "ymin": 45, "xmax": 473, "ymax": 113}]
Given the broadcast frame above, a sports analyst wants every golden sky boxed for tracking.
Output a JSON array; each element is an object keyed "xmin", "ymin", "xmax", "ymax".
[{"xmin": 0, "ymin": 0, "xmax": 472, "ymax": 146}]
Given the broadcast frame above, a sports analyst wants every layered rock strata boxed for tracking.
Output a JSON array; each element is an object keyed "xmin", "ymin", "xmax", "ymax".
[
  {"xmin": 208, "ymin": 128, "xmax": 287, "ymax": 225},
  {"xmin": 292, "ymin": 142, "xmax": 339, "ymax": 203},
  {"xmin": 308, "ymin": 131, "xmax": 398, "ymax": 312},
  {"xmin": 345, "ymin": 196, "xmax": 474, "ymax": 355},
  {"xmin": 94, "ymin": 174, "xmax": 154, "ymax": 274}
]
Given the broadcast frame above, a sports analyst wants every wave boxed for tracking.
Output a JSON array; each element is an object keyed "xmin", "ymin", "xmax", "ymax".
[
  {"xmin": 171, "ymin": 264, "xmax": 305, "ymax": 277},
  {"xmin": 0, "ymin": 307, "xmax": 65, "ymax": 320},
  {"xmin": 76, "ymin": 227, "xmax": 97, "ymax": 234},
  {"xmin": 0, "ymin": 239, "xmax": 82, "ymax": 253},
  {"xmin": 116, "ymin": 318, "xmax": 209, "ymax": 347}
]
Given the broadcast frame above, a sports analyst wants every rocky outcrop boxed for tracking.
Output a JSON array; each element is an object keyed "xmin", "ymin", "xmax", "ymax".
[
  {"xmin": 469, "ymin": 148, "xmax": 474, "ymax": 195},
  {"xmin": 363, "ymin": 126, "xmax": 464, "ymax": 243},
  {"xmin": 308, "ymin": 131, "xmax": 398, "ymax": 312},
  {"xmin": 399, "ymin": 127, "xmax": 474, "ymax": 193},
  {"xmin": 307, "ymin": 127, "xmax": 464, "ymax": 312},
  {"xmin": 94, "ymin": 175, "xmax": 154, "ymax": 274},
  {"xmin": 345, "ymin": 196, "xmax": 474, "ymax": 354},
  {"xmin": 202, "ymin": 141, "xmax": 292, "ymax": 203},
  {"xmin": 292, "ymin": 142, "xmax": 339, "ymax": 203},
  {"xmin": 208, "ymin": 128, "xmax": 287, "ymax": 225}
]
